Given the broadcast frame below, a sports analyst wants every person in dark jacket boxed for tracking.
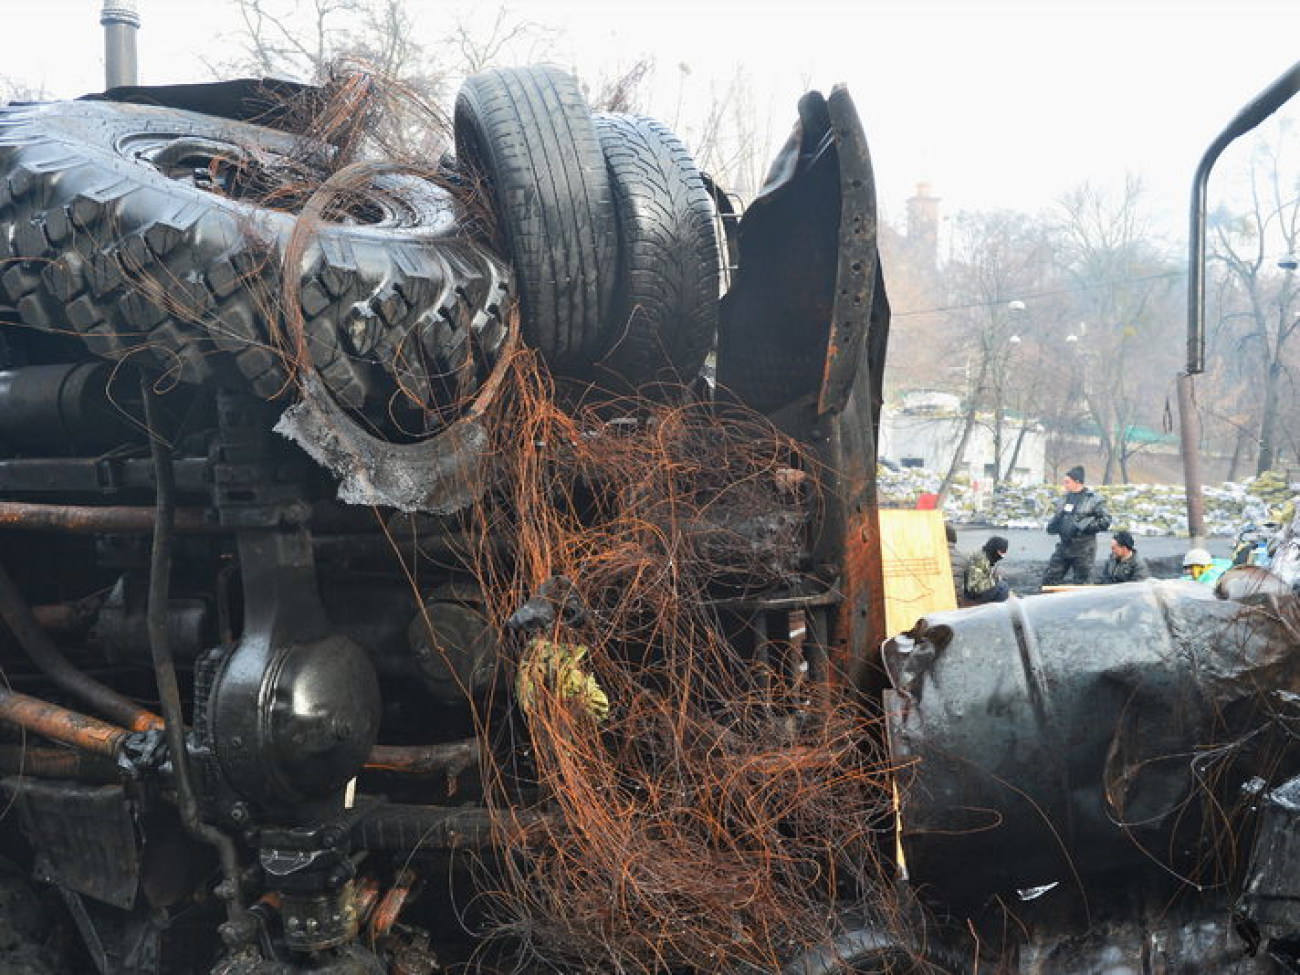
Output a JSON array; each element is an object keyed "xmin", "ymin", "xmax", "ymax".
[
  {"xmin": 1042, "ymin": 465, "xmax": 1111, "ymax": 585},
  {"xmin": 963, "ymin": 535, "xmax": 1010, "ymax": 604},
  {"xmin": 1099, "ymin": 529, "xmax": 1149, "ymax": 584}
]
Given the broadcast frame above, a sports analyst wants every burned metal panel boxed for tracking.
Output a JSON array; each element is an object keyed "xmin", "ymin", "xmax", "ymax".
[
  {"xmin": 1240, "ymin": 774, "xmax": 1300, "ymax": 943},
  {"xmin": 276, "ymin": 320, "xmax": 516, "ymax": 514},
  {"xmin": 815, "ymin": 86, "xmax": 891, "ymax": 673},
  {"xmin": 716, "ymin": 84, "xmax": 889, "ymax": 426},
  {"xmin": 1, "ymin": 778, "xmax": 140, "ymax": 909},
  {"xmin": 715, "ymin": 83, "xmax": 890, "ymax": 676},
  {"xmin": 818, "ymin": 86, "xmax": 883, "ymax": 418},
  {"xmin": 884, "ymin": 583, "xmax": 1300, "ymax": 915},
  {"xmin": 716, "ymin": 91, "xmax": 839, "ymax": 420},
  {"xmin": 80, "ymin": 77, "xmax": 325, "ymax": 134}
]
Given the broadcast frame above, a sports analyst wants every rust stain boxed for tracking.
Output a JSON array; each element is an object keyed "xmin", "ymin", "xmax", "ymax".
[
  {"xmin": 0, "ymin": 687, "xmax": 128, "ymax": 757},
  {"xmin": 837, "ymin": 507, "xmax": 886, "ymax": 677},
  {"xmin": 0, "ymin": 501, "xmax": 213, "ymax": 534},
  {"xmin": 371, "ymin": 870, "xmax": 416, "ymax": 937},
  {"xmin": 365, "ymin": 739, "xmax": 479, "ymax": 777}
]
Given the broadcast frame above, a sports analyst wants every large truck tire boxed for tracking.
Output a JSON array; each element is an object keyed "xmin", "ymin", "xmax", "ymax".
[
  {"xmin": 454, "ymin": 65, "xmax": 617, "ymax": 375},
  {"xmin": 0, "ymin": 99, "xmax": 510, "ymax": 412},
  {"xmin": 593, "ymin": 113, "xmax": 720, "ymax": 392}
]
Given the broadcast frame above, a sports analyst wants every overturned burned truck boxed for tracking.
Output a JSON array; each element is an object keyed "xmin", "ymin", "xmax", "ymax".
[
  {"xmin": 0, "ymin": 59, "xmax": 1298, "ymax": 975},
  {"xmin": 0, "ymin": 67, "xmax": 891, "ymax": 974}
]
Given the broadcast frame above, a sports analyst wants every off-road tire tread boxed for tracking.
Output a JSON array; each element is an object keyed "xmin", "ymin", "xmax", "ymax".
[{"xmin": 0, "ymin": 100, "xmax": 511, "ymax": 408}]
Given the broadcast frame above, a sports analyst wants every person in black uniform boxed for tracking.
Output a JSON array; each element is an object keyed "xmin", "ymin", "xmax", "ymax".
[{"xmin": 1042, "ymin": 465, "xmax": 1111, "ymax": 585}]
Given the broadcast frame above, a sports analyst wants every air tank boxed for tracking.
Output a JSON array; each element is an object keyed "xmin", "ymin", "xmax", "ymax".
[{"xmin": 883, "ymin": 580, "xmax": 1300, "ymax": 908}]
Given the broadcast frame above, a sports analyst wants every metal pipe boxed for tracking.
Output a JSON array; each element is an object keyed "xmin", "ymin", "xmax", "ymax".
[
  {"xmin": 354, "ymin": 803, "xmax": 548, "ymax": 852},
  {"xmin": 0, "ymin": 687, "xmax": 130, "ymax": 758},
  {"xmin": 365, "ymin": 739, "xmax": 479, "ymax": 778},
  {"xmin": 100, "ymin": 1, "xmax": 140, "ymax": 90},
  {"xmin": 1187, "ymin": 60, "xmax": 1300, "ymax": 376},
  {"xmin": 0, "ymin": 744, "xmax": 120, "ymax": 781},
  {"xmin": 0, "ymin": 560, "xmax": 163, "ymax": 732},
  {"xmin": 0, "ymin": 501, "xmax": 213, "ymax": 534},
  {"xmin": 1178, "ymin": 373, "xmax": 1206, "ymax": 543},
  {"xmin": 31, "ymin": 594, "xmax": 106, "ymax": 635},
  {"xmin": 141, "ymin": 379, "xmax": 242, "ymax": 920},
  {"xmin": 1183, "ymin": 60, "xmax": 1300, "ymax": 545}
]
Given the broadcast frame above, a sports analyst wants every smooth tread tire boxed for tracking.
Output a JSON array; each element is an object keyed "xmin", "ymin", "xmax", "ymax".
[
  {"xmin": 592, "ymin": 112, "xmax": 720, "ymax": 392},
  {"xmin": 0, "ymin": 99, "xmax": 510, "ymax": 413},
  {"xmin": 454, "ymin": 65, "xmax": 617, "ymax": 374}
]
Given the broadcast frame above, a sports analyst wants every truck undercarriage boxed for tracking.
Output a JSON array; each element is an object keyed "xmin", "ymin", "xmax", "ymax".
[{"xmin": 0, "ymin": 63, "xmax": 1298, "ymax": 975}]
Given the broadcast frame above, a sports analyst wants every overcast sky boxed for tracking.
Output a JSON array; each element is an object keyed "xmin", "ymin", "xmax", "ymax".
[{"xmin": 3, "ymin": 0, "xmax": 1299, "ymax": 240}]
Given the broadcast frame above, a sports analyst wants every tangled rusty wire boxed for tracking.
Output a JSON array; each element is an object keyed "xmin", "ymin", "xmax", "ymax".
[
  {"xmin": 236, "ymin": 71, "xmax": 908, "ymax": 969},
  {"xmin": 457, "ymin": 352, "xmax": 905, "ymax": 973}
]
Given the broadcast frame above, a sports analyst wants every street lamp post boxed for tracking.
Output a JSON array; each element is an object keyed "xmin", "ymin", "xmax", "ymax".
[{"xmin": 1184, "ymin": 60, "xmax": 1300, "ymax": 544}]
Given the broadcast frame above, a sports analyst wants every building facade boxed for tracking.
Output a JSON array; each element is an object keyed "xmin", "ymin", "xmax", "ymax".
[{"xmin": 879, "ymin": 398, "xmax": 1048, "ymax": 486}]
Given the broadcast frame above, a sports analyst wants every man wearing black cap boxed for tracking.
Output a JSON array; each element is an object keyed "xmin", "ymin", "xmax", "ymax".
[
  {"xmin": 963, "ymin": 535, "xmax": 1011, "ymax": 604},
  {"xmin": 1043, "ymin": 465, "xmax": 1111, "ymax": 585},
  {"xmin": 1099, "ymin": 529, "xmax": 1149, "ymax": 584}
]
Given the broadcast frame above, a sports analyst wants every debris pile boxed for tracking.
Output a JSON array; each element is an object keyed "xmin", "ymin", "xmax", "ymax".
[
  {"xmin": 878, "ymin": 466, "xmax": 1297, "ymax": 536},
  {"xmin": 464, "ymin": 354, "xmax": 902, "ymax": 973}
]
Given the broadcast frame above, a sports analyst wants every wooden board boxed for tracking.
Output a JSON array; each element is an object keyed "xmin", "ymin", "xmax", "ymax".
[{"xmin": 877, "ymin": 508, "xmax": 956, "ymax": 637}]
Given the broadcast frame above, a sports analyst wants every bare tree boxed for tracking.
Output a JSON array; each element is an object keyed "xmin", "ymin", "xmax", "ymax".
[
  {"xmin": 1207, "ymin": 127, "xmax": 1300, "ymax": 476},
  {"xmin": 228, "ymin": 0, "xmax": 371, "ymax": 81},
  {"xmin": 1051, "ymin": 176, "xmax": 1181, "ymax": 483},
  {"xmin": 936, "ymin": 209, "xmax": 1056, "ymax": 501},
  {"xmin": 219, "ymin": 1, "xmax": 558, "ymax": 158},
  {"xmin": 445, "ymin": 5, "xmax": 557, "ymax": 78},
  {"xmin": 671, "ymin": 63, "xmax": 772, "ymax": 201},
  {"xmin": 0, "ymin": 77, "xmax": 49, "ymax": 103},
  {"xmin": 589, "ymin": 59, "xmax": 652, "ymax": 114}
]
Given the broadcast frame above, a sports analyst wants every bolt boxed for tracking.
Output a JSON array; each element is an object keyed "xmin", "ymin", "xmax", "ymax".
[
  {"xmin": 318, "ymin": 825, "xmax": 344, "ymax": 849},
  {"xmin": 229, "ymin": 802, "xmax": 250, "ymax": 824},
  {"xmin": 218, "ymin": 916, "xmax": 256, "ymax": 948}
]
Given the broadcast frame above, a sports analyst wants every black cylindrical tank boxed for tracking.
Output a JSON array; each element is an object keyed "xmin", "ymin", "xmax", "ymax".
[
  {"xmin": 883, "ymin": 581, "xmax": 1300, "ymax": 907},
  {"xmin": 0, "ymin": 363, "xmax": 140, "ymax": 452}
]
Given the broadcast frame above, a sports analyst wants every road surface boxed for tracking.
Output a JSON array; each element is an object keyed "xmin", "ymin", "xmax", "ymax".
[{"xmin": 955, "ymin": 527, "xmax": 1231, "ymax": 564}]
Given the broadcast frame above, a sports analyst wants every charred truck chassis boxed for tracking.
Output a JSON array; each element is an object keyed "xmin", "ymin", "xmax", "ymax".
[
  {"xmin": 2, "ymin": 61, "xmax": 1300, "ymax": 975},
  {"xmin": 0, "ymin": 69, "xmax": 893, "ymax": 974}
]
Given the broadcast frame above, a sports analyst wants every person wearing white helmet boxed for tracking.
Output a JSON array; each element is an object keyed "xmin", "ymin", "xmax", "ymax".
[{"xmin": 1182, "ymin": 546, "xmax": 1231, "ymax": 585}]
